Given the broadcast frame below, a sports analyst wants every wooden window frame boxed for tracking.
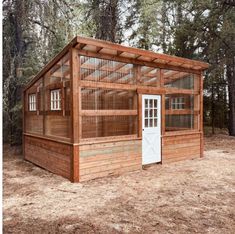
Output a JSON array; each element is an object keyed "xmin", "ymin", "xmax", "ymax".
[
  {"xmin": 28, "ymin": 93, "xmax": 37, "ymax": 112},
  {"xmin": 171, "ymin": 97, "xmax": 185, "ymax": 110},
  {"xmin": 50, "ymin": 89, "xmax": 62, "ymax": 111}
]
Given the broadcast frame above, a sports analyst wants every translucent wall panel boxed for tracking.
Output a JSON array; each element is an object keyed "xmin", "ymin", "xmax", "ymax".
[
  {"xmin": 80, "ymin": 56, "xmax": 135, "ymax": 84},
  {"xmin": 82, "ymin": 116, "xmax": 137, "ymax": 138},
  {"xmin": 25, "ymin": 78, "xmax": 43, "ymax": 134},
  {"xmin": 163, "ymin": 70, "xmax": 196, "ymax": 90},
  {"xmin": 165, "ymin": 94, "xmax": 199, "ymax": 131},
  {"xmin": 166, "ymin": 115, "xmax": 194, "ymax": 131},
  {"xmin": 82, "ymin": 88, "xmax": 136, "ymax": 110},
  {"xmin": 81, "ymin": 87, "xmax": 138, "ymax": 139},
  {"xmin": 140, "ymin": 66, "xmax": 160, "ymax": 86},
  {"xmin": 44, "ymin": 53, "xmax": 71, "ymax": 140}
]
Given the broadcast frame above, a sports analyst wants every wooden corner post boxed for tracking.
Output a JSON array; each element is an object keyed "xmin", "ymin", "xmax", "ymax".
[
  {"xmin": 160, "ymin": 69, "xmax": 165, "ymax": 136},
  {"xmin": 70, "ymin": 47, "xmax": 80, "ymax": 182},
  {"xmin": 22, "ymin": 90, "xmax": 26, "ymax": 159},
  {"xmin": 200, "ymin": 72, "xmax": 204, "ymax": 157}
]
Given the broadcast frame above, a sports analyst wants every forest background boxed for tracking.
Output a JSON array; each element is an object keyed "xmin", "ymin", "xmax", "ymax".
[{"xmin": 3, "ymin": 0, "xmax": 235, "ymax": 144}]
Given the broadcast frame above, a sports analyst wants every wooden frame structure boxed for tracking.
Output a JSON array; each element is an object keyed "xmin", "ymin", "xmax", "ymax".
[{"xmin": 23, "ymin": 36, "xmax": 209, "ymax": 182}]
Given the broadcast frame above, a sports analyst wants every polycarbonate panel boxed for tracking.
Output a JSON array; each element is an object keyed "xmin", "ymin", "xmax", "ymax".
[
  {"xmin": 82, "ymin": 116, "xmax": 137, "ymax": 138},
  {"xmin": 81, "ymin": 88, "xmax": 137, "ymax": 110}
]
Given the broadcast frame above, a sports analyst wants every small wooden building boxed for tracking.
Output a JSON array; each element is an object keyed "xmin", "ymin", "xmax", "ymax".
[{"xmin": 23, "ymin": 36, "xmax": 209, "ymax": 182}]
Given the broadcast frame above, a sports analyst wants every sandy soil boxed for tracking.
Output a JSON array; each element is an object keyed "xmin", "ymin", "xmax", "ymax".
[{"xmin": 3, "ymin": 134, "xmax": 235, "ymax": 233}]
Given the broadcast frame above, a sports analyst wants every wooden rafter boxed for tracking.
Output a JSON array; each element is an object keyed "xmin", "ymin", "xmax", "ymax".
[
  {"xmin": 25, "ymin": 36, "xmax": 208, "ymax": 91},
  {"xmin": 76, "ymin": 36, "xmax": 209, "ymax": 69},
  {"xmin": 81, "ymin": 60, "xmax": 109, "ymax": 79}
]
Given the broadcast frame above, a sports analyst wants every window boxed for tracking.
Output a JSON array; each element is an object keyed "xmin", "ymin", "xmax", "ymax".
[
  {"xmin": 29, "ymin": 94, "xmax": 36, "ymax": 111},
  {"xmin": 171, "ymin": 97, "xmax": 185, "ymax": 109},
  {"xmin": 144, "ymin": 98, "xmax": 158, "ymax": 128},
  {"xmin": 50, "ymin": 89, "xmax": 61, "ymax": 110}
]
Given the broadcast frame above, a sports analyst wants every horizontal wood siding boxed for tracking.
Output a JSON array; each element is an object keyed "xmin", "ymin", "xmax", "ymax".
[
  {"xmin": 162, "ymin": 133, "xmax": 201, "ymax": 163},
  {"xmin": 24, "ymin": 135, "xmax": 72, "ymax": 179},
  {"xmin": 79, "ymin": 140, "xmax": 142, "ymax": 181}
]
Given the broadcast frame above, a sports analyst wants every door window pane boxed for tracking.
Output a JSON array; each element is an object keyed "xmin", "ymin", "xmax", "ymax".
[
  {"xmin": 145, "ymin": 119, "xmax": 148, "ymax": 127},
  {"xmin": 145, "ymin": 99, "xmax": 148, "ymax": 108},
  {"xmin": 145, "ymin": 109, "xmax": 148, "ymax": 118},
  {"xmin": 154, "ymin": 109, "xmax": 157, "ymax": 118},
  {"xmin": 154, "ymin": 118, "xmax": 157, "ymax": 127},
  {"xmin": 154, "ymin": 100, "xmax": 157, "ymax": 108},
  {"xmin": 149, "ymin": 99, "xmax": 153, "ymax": 108}
]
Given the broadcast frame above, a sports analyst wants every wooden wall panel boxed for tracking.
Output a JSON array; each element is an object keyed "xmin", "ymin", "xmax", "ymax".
[
  {"xmin": 25, "ymin": 115, "xmax": 43, "ymax": 134},
  {"xmin": 79, "ymin": 140, "xmax": 142, "ymax": 181},
  {"xmin": 162, "ymin": 133, "xmax": 201, "ymax": 163},
  {"xmin": 45, "ymin": 115, "xmax": 71, "ymax": 139},
  {"xmin": 24, "ymin": 135, "xmax": 72, "ymax": 179}
]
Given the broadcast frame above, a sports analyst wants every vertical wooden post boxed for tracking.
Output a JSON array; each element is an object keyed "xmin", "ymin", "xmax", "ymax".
[
  {"xmin": 200, "ymin": 72, "xmax": 204, "ymax": 157},
  {"xmin": 135, "ymin": 65, "xmax": 142, "ymax": 138},
  {"xmin": 70, "ymin": 47, "xmax": 80, "ymax": 182},
  {"xmin": 157, "ymin": 69, "xmax": 161, "ymax": 87},
  {"xmin": 134, "ymin": 64, "xmax": 141, "ymax": 85},
  {"xmin": 161, "ymin": 94, "xmax": 165, "ymax": 136},
  {"xmin": 193, "ymin": 75, "xmax": 199, "ymax": 130},
  {"xmin": 42, "ymin": 76, "xmax": 46, "ymax": 136},
  {"xmin": 138, "ymin": 93, "xmax": 142, "ymax": 138},
  {"xmin": 22, "ymin": 91, "xmax": 25, "ymax": 159},
  {"xmin": 159, "ymin": 68, "xmax": 164, "ymax": 87},
  {"xmin": 159, "ymin": 69, "xmax": 165, "ymax": 136}
]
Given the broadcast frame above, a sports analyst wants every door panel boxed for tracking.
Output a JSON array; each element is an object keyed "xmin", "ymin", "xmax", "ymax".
[{"xmin": 142, "ymin": 95, "xmax": 161, "ymax": 165}]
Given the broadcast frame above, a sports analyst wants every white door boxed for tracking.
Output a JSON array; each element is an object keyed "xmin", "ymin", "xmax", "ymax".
[{"xmin": 142, "ymin": 95, "xmax": 161, "ymax": 165}]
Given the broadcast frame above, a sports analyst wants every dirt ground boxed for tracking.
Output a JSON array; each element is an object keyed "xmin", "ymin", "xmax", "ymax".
[{"xmin": 3, "ymin": 134, "xmax": 235, "ymax": 234}]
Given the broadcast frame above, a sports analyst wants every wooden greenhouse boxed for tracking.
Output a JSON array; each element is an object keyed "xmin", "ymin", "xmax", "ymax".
[{"xmin": 23, "ymin": 36, "xmax": 209, "ymax": 182}]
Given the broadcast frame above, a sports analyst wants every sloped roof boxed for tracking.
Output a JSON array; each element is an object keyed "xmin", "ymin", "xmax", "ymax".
[{"xmin": 25, "ymin": 36, "xmax": 209, "ymax": 90}]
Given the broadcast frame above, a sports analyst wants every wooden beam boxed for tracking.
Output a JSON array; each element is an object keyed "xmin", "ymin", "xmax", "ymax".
[
  {"xmin": 200, "ymin": 72, "xmax": 204, "ymax": 157},
  {"xmin": 138, "ymin": 94, "xmax": 142, "ymax": 138},
  {"xmin": 22, "ymin": 90, "xmax": 26, "ymax": 159},
  {"xmin": 165, "ymin": 110, "xmax": 199, "ymax": 115},
  {"xmin": 96, "ymin": 46, "xmax": 103, "ymax": 53},
  {"xmin": 166, "ymin": 88, "xmax": 199, "ymax": 95},
  {"xmin": 77, "ymin": 49, "xmax": 202, "ymax": 75},
  {"xmin": 76, "ymin": 43, "xmax": 86, "ymax": 50},
  {"xmin": 71, "ymin": 145, "xmax": 79, "ymax": 182},
  {"xmin": 81, "ymin": 110, "xmax": 138, "ymax": 116},
  {"xmin": 137, "ymin": 87, "xmax": 165, "ymax": 94},
  {"xmin": 117, "ymin": 51, "xmax": 123, "ymax": 56},
  {"xmin": 161, "ymin": 94, "xmax": 165, "ymax": 135},
  {"xmin": 133, "ymin": 65, "xmax": 141, "ymax": 85},
  {"xmin": 70, "ymin": 48, "xmax": 80, "ymax": 143},
  {"xmin": 76, "ymin": 36, "xmax": 209, "ymax": 69}
]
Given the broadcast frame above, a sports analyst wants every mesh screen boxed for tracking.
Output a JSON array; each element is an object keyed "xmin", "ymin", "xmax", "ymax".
[
  {"xmin": 81, "ymin": 87, "xmax": 138, "ymax": 139},
  {"xmin": 166, "ymin": 115, "xmax": 194, "ymax": 131},
  {"xmin": 140, "ymin": 66, "xmax": 160, "ymax": 86},
  {"xmin": 163, "ymin": 70, "xmax": 194, "ymax": 89},
  {"xmin": 81, "ymin": 88, "xmax": 137, "ymax": 110},
  {"xmin": 165, "ymin": 94, "xmax": 197, "ymax": 131},
  {"xmin": 82, "ymin": 116, "xmax": 137, "ymax": 138},
  {"xmin": 80, "ymin": 56, "xmax": 135, "ymax": 84}
]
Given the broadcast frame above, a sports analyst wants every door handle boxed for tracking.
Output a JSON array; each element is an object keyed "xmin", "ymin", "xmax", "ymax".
[{"xmin": 142, "ymin": 129, "xmax": 144, "ymax": 131}]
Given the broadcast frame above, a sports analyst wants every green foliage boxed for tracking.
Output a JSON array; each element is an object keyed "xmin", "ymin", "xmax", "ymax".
[{"xmin": 3, "ymin": 0, "xmax": 235, "ymax": 144}]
